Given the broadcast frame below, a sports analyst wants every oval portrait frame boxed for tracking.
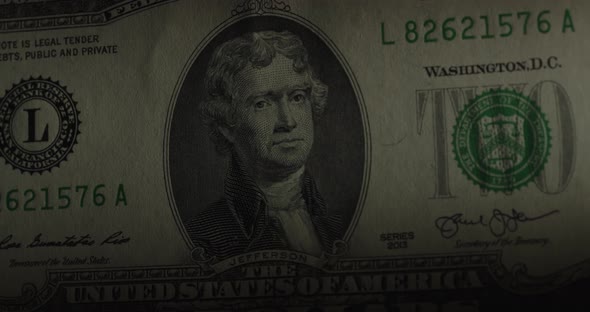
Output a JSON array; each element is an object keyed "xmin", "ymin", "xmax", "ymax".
[{"xmin": 163, "ymin": 10, "xmax": 371, "ymax": 253}]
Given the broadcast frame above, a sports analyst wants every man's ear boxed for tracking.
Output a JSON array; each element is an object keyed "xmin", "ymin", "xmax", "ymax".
[{"xmin": 218, "ymin": 125, "xmax": 235, "ymax": 144}]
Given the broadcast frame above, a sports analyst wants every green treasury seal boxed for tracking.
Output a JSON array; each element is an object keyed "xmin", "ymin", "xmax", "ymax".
[{"xmin": 452, "ymin": 89, "xmax": 550, "ymax": 191}]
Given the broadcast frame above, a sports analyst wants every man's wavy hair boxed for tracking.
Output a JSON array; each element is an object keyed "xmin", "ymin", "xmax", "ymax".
[{"xmin": 200, "ymin": 30, "xmax": 328, "ymax": 154}]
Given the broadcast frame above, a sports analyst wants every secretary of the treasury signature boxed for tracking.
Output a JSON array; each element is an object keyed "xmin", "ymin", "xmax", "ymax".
[{"xmin": 434, "ymin": 208, "xmax": 559, "ymax": 239}]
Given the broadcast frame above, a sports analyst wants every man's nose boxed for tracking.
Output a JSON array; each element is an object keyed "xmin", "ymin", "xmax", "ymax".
[{"xmin": 275, "ymin": 97, "xmax": 297, "ymax": 131}]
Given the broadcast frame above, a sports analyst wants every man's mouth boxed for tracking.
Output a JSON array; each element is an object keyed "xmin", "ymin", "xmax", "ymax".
[{"xmin": 273, "ymin": 138, "xmax": 303, "ymax": 146}]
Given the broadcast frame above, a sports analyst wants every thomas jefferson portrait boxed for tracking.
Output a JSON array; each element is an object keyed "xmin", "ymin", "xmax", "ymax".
[{"xmin": 183, "ymin": 30, "xmax": 344, "ymax": 260}]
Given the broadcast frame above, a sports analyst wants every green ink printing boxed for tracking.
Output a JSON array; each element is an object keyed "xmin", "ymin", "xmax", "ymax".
[
  {"xmin": 381, "ymin": 9, "xmax": 575, "ymax": 45},
  {"xmin": 452, "ymin": 89, "xmax": 551, "ymax": 191},
  {"xmin": 0, "ymin": 184, "xmax": 127, "ymax": 212}
]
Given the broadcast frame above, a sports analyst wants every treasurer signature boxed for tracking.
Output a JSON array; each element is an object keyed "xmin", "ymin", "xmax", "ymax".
[
  {"xmin": 0, "ymin": 231, "xmax": 130, "ymax": 250},
  {"xmin": 434, "ymin": 209, "xmax": 559, "ymax": 238}
]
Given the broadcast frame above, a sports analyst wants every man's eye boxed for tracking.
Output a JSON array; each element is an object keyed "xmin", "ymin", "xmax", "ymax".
[
  {"xmin": 292, "ymin": 93, "xmax": 306, "ymax": 103},
  {"xmin": 254, "ymin": 100, "xmax": 269, "ymax": 110}
]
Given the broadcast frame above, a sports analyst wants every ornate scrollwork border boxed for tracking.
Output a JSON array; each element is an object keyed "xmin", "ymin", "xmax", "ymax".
[
  {"xmin": 0, "ymin": 0, "xmax": 175, "ymax": 33},
  {"xmin": 231, "ymin": 0, "xmax": 291, "ymax": 16},
  {"xmin": 3, "ymin": 251, "xmax": 590, "ymax": 310}
]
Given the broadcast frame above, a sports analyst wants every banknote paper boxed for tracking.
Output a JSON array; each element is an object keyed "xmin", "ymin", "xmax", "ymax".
[{"xmin": 0, "ymin": 0, "xmax": 589, "ymax": 311}]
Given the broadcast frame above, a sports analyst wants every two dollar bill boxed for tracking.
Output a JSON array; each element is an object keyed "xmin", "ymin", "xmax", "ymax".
[{"xmin": 0, "ymin": 0, "xmax": 589, "ymax": 311}]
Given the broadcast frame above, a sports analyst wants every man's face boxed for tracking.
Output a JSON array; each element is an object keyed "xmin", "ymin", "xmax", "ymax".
[{"xmin": 225, "ymin": 54, "xmax": 315, "ymax": 176}]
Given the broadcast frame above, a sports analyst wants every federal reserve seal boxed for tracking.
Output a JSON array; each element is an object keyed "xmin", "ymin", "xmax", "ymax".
[
  {"xmin": 452, "ymin": 89, "xmax": 550, "ymax": 191},
  {"xmin": 0, "ymin": 77, "xmax": 80, "ymax": 174}
]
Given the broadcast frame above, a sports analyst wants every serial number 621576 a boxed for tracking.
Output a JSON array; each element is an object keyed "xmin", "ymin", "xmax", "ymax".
[{"xmin": 0, "ymin": 184, "xmax": 127, "ymax": 212}]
